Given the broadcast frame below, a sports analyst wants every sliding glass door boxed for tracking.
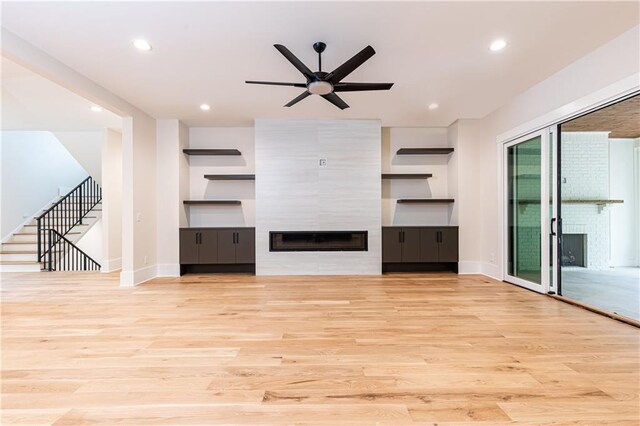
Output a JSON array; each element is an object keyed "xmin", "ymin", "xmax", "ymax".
[{"xmin": 504, "ymin": 129, "xmax": 552, "ymax": 292}]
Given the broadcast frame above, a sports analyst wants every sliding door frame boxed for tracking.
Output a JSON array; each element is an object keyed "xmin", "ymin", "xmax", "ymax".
[
  {"xmin": 502, "ymin": 129, "xmax": 551, "ymax": 293},
  {"xmin": 496, "ymin": 76, "xmax": 639, "ymax": 295}
]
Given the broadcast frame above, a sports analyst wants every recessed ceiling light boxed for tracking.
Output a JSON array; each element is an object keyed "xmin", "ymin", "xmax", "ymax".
[
  {"xmin": 490, "ymin": 39, "xmax": 507, "ymax": 52},
  {"xmin": 428, "ymin": 103, "xmax": 439, "ymax": 110},
  {"xmin": 90, "ymin": 105, "xmax": 103, "ymax": 112},
  {"xmin": 200, "ymin": 104, "xmax": 211, "ymax": 111},
  {"xmin": 133, "ymin": 39, "xmax": 152, "ymax": 51}
]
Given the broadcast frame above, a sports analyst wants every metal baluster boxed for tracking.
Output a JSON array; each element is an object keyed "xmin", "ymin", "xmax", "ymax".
[
  {"xmin": 79, "ymin": 185, "xmax": 83, "ymax": 225},
  {"xmin": 37, "ymin": 217, "xmax": 41, "ymax": 261}
]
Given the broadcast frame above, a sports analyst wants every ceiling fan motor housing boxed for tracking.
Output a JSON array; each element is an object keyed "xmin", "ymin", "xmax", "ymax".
[{"xmin": 308, "ymin": 80, "xmax": 333, "ymax": 95}]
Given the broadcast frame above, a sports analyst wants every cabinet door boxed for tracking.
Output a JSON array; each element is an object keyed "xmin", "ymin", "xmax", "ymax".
[
  {"xmin": 401, "ymin": 228, "xmax": 421, "ymax": 263},
  {"xmin": 179, "ymin": 229, "xmax": 200, "ymax": 264},
  {"xmin": 235, "ymin": 229, "xmax": 255, "ymax": 264},
  {"xmin": 420, "ymin": 228, "xmax": 440, "ymax": 262},
  {"xmin": 198, "ymin": 229, "xmax": 219, "ymax": 264},
  {"xmin": 438, "ymin": 227, "xmax": 459, "ymax": 262},
  {"xmin": 382, "ymin": 228, "xmax": 402, "ymax": 263},
  {"xmin": 217, "ymin": 229, "xmax": 237, "ymax": 264}
]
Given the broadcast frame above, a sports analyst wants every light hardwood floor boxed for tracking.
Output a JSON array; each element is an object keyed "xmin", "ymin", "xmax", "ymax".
[{"xmin": 1, "ymin": 272, "xmax": 638, "ymax": 425}]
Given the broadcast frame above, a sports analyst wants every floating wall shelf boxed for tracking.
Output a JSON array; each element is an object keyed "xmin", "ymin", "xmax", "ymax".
[
  {"xmin": 183, "ymin": 149, "xmax": 242, "ymax": 156},
  {"xmin": 396, "ymin": 148, "xmax": 454, "ymax": 155},
  {"xmin": 397, "ymin": 199, "xmax": 455, "ymax": 204},
  {"xmin": 204, "ymin": 174, "xmax": 255, "ymax": 180},
  {"xmin": 564, "ymin": 199, "xmax": 623, "ymax": 205},
  {"xmin": 183, "ymin": 200, "xmax": 241, "ymax": 205},
  {"xmin": 382, "ymin": 174, "xmax": 432, "ymax": 179}
]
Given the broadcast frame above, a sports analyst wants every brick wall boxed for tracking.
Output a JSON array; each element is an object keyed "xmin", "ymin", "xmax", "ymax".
[{"xmin": 561, "ymin": 132, "xmax": 610, "ymax": 270}]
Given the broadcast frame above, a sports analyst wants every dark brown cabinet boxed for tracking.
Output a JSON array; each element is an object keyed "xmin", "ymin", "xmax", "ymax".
[
  {"xmin": 438, "ymin": 227, "xmax": 459, "ymax": 262},
  {"xmin": 420, "ymin": 227, "xmax": 459, "ymax": 262},
  {"xmin": 382, "ymin": 228, "xmax": 402, "ymax": 263},
  {"xmin": 216, "ymin": 229, "xmax": 255, "ymax": 264},
  {"xmin": 180, "ymin": 227, "xmax": 255, "ymax": 273},
  {"xmin": 383, "ymin": 227, "xmax": 422, "ymax": 263},
  {"xmin": 179, "ymin": 229, "xmax": 218, "ymax": 264},
  {"xmin": 179, "ymin": 229, "xmax": 200, "ymax": 264},
  {"xmin": 383, "ymin": 226, "xmax": 458, "ymax": 272},
  {"xmin": 217, "ymin": 229, "xmax": 237, "ymax": 264},
  {"xmin": 235, "ymin": 228, "xmax": 256, "ymax": 264}
]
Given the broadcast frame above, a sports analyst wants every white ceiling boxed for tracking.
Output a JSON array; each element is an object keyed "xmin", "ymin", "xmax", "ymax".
[
  {"xmin": 1, "ymin": 1, "xmax": 638, "ymax": 127},
  {"xmin": 1, "ymin": 58, "xmax": 122, "ymax": 131}
]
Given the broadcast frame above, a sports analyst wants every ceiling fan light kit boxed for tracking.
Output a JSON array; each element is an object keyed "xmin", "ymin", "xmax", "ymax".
[{"xmin": 246, "ymin": 42, "xmax": 394, "ymax": 109}]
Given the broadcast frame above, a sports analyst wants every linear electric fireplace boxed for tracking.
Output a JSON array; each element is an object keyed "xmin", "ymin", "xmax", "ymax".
[{"xmin": 270, "ymin": 231, "xmax": 368, "ymax": 252}]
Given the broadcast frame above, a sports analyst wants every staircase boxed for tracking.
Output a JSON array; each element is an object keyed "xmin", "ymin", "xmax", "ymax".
[{"xmin": 0, "ymin": 177, "xmax": 102, "ymax": 272}]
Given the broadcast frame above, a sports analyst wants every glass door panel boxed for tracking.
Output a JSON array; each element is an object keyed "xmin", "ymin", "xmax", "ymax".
[{"xmin": 506, "ymin": 134, "xmax": 544, "ymax": 290}]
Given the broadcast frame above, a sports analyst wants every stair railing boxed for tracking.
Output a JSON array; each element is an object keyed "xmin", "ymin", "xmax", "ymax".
[
  {"xmin": 36, "ymin": 176, "xmax": 102, "ymax": 266},
  {"xmin": 43, "ymin": 229, "xmax": 101, "ymax": 271}
]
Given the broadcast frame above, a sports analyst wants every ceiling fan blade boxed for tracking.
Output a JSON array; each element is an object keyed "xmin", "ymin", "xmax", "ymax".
[
  {"xmin": 333, "ymin": 82, "xmax": 394, "ymax": 92},
  {"xmin": 274, "ymin": 44, "xmax": 315, "ymax": 80},
  {"xmin": 284, "ymin": 91, "xmax": 311, "ymax": 107},
  {"xmin": 246, "ymin": 80, "xmax": 307, "ymax": 87},
  {"xmin": 321, "ymin": 93, "xmax": 350, "ymax": 110},
  {"xmin": 328, "ymin": 45, "xmax": 376, "ymax": 83}
]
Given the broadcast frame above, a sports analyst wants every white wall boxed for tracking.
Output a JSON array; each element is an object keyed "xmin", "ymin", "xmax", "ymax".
[
  {"xmin": 75, "ymin": 218, "xmax": 102, "ymax": 264},
  {"xmin": 255, "ymin": 119, "xmax": 381, "ymax": 275},
  {"xmin": 156, "ymin": 119, "xmax": 189, "ymax": 276},
  {"xmin": 382, "ymin": 127, "xmax": 455, "ymax": 226},
  {"xmin": 187, "ymin": 127, "xmax": 255, "ymax": 227},
  {"xmin": 455, "ymin": 25, "xmax": 640, "ymax": 279},
  {"xmin": 101, "ymin": 128, "xmax": 122, "ymax": 272},
  {"xmin": 120, "ymin": 115, "xmax": 157, "ymax": 286},
  {"xmin": 610, "ymin": 137, "xmax": 639, "ymax": 267},
  {"xmin": 0, "ymin": 130, "xmax": 87, "ymax": 240},
  {"xmin": 53, "ymin": 131, "xmax": 103, "ymax": 184}
]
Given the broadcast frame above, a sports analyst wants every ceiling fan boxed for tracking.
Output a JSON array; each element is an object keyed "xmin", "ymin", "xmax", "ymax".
[{"xmin": 246, "ymin": 42, "xmax": 393, "ymax": 110}]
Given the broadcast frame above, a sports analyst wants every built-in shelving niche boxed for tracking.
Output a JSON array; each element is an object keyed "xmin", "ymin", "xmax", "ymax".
[{"xmin": 388, "ymin": 147, "xmax": 456, "ymax": 208}]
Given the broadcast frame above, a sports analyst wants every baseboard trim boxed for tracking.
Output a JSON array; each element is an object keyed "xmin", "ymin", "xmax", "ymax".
[
  {"xmin": 101, "ymin": 257, "xmax": 122, "ymax": 273},
  {"xmin": 481, "ymin": 262, "xmax": 501, "ymax": 280},
  {"xmin": 458, "ymin": 261, "xmax": 483, "ymax": 274},
  {"xmin": 120, "ymin": 264, "xmax": 157, "ymax": 287},
  {"xmin": 157, "ymin": 263, "xmax": 180, "ymax": 277},
  {"xmin": 458, "ymin": 261, "xmax": 501, "ymax": 281}
]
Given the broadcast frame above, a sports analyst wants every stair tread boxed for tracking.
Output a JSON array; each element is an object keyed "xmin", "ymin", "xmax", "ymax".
[
  {"xmin": 0, "ymin": 261, "xmax": 40, "ymax": 265},
  {"xmin": 0, "ymin": 251, "xmax": 37, "ymax": 254}
]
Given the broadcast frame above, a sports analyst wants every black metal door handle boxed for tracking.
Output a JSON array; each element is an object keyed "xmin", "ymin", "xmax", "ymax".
[
  {"xmin": 235, "ymin": 232, "xmax": 239, "ymax": 244},
  {"xmin": 550, "ymin": 218, "xmax": 557, "ymax": 236}
]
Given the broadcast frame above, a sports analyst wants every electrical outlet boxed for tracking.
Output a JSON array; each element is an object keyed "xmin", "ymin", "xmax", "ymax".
[
  {"xmin": 144, "ymin": 255, "xmax": 148, "ymax": 265},
  {"xmin": 319, "ymin": 158, "xmax": 327, "ymax": 167},
  {"xmin": 136, "ymin": 212, "xmax": 142, "ymax": 222},
  {"xmin": 490, "ymin": 252, "xmax": 495, "ymax": 263}
]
